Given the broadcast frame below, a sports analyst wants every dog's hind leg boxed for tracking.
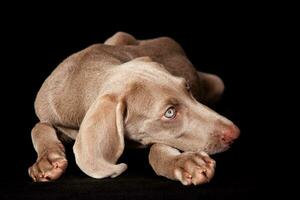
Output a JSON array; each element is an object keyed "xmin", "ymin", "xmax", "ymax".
[
  {"xmin": 28, "ymin": 122, "xmax": 68, "ymax": 182},
  {"xmin": 104, "ymin": 32, "xmax": 139, "ymax": 46}
]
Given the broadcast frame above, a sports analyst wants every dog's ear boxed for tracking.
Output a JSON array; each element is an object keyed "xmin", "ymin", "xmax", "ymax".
[
  {"xmin": 198, "ymin": 72, "xmax": 225, "ymax": 104},
  {"xmin": 73, "ymin": 94, "xmax": 127, "ymax": 178}
]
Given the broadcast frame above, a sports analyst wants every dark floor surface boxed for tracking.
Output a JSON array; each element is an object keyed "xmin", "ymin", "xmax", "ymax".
[
  {"xmin": 0, "ymin": 8, "xmax": 281, "ymax": 199},
  {"xmin": 1, "ymin": 146, "xmax": 259, "ymax": 200}
]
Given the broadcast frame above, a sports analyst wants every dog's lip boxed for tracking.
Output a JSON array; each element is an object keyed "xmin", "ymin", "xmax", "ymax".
[
  {"xmin": 216, "ymin": 138, "xmax": 238, "ymax": 153},
  {"xmin": 205, "ymin": 146, "xmax": 230, "ymax": 155},
  {"xmin": 225, "ymin": 140, "xmax": 235, "ymax": 145},
  {"xmin": 200, "ymin": 142, "xmax": 231, "ymax": 155}
]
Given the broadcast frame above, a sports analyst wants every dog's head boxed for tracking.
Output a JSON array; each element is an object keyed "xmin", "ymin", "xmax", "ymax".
[
  {"xmin": 73, "ymin": 57, "xmax": 239, "ymax": 178},
  {"xmin": 122, "ymin": 59, "xmax": 240, "ymax": 154}
]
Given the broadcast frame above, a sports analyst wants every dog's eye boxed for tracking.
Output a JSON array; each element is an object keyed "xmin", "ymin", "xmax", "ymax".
[{"xmin": 164, "ymin": 107, "xmax": 176, "ymax": 119}]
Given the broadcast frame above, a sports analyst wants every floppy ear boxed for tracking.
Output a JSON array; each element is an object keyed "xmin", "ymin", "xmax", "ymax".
[
  {"xmin": 73, "ymin": 94, "xmax": 127, "ymax": 178},
  {"xmin": 197, "ymin": 71, "xmax": 225, "ymax": 104}
]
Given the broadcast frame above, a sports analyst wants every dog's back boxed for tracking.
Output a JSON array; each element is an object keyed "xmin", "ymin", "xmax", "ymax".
[{"xmin": 34, "ymin": 35, "xmax": 202, "ymax": 128}]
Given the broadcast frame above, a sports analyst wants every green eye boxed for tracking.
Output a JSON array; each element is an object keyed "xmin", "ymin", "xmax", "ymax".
[{"xmin": 164, "ymin": 107, "xmax": 176, "ymax": 119}]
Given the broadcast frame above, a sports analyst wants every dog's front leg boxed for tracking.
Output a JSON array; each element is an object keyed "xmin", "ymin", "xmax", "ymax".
[
  {"xmin": 28, "ymin": 122, "xmax": 68, "ymax": 182},
  {"xmin": 149, "ymin": 144, "xmax": 216, "ymax": 185}
]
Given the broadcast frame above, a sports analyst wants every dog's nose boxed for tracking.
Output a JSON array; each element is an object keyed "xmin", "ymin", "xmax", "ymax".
[{"xmin": 221, "ymin": 124, "xmax": 240, "ymax": 144}]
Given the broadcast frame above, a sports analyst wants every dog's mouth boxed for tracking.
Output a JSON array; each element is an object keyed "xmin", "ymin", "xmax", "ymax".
[
  {"xmin": 205, "ymin": 126, "xmax": 240, "ymax": 154},
  {"xmin": 206, "ymin": 146, "xmax": 230, "ymax": 155},
  {"xmin": 214, "ymin": 137, "xmax": 241, "ymax": 154},
  {"xmin": 202, "ymin": 139, "xmax": 235, "ymax": 155}
]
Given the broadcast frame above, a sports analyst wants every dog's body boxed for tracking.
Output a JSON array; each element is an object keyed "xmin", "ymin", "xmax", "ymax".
[{"xmin": 29, "ymin": 32, "xmax": 239, "ymax": 185}]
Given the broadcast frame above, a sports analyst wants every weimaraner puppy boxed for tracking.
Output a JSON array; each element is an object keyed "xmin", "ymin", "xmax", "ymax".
[{"xmin": 29, "ymin": 32, "xmax": 240, "ymax": 185}]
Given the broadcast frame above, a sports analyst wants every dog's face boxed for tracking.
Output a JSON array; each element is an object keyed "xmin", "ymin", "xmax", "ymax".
[{"xmin": 123, "ymin": 62, "xmax": 239, "ymax": 155}]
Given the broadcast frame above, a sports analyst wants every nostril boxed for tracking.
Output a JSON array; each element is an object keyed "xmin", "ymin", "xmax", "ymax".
[
  {"xmin": 221, "ymin": 134, "xmax": 234, "ymax": 143},
  {"xmin": 221, "ymin": 136, "xmax": 234, "ymax": 145},
  {"xmin": 221, "ymin": 124, "xmax": 240, "ymax": 143},
  {"xmin": 221, "ymin": 135, "xmax": 227, "ymax": 142}
]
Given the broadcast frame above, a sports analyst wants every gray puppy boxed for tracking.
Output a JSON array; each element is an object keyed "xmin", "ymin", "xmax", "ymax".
[{"xmin": 29, "ymin": 32, "xmax": 239, "ymax": 185}]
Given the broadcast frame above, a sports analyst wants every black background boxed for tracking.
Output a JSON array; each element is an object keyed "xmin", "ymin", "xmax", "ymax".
[{"xmin": 0, "ymin": 3, "xmax": 289, "ymax": 200}]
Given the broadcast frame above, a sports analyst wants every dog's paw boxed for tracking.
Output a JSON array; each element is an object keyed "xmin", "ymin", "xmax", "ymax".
[
  {"xmin": 173, "ymin": 151, "xmax": 216, "ymax": 185},
  {"xmin": 28, "ymin": 148, "xmax": 68, "ymax": 182}
]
